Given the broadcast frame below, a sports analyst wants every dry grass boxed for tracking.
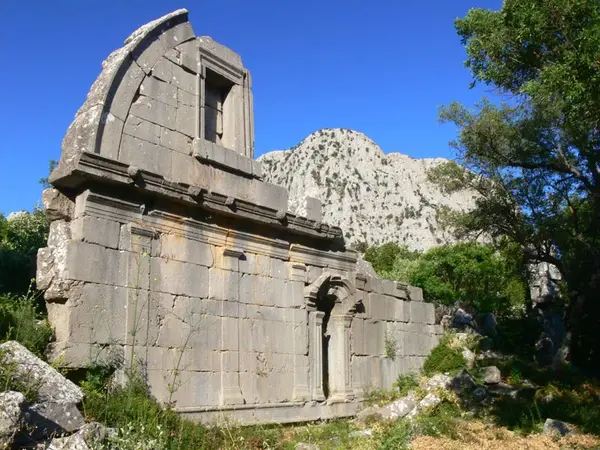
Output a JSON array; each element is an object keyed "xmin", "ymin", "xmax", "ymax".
[{"xmin": 411, "ymin": 420, "xmax": 600, "ymax": 450}]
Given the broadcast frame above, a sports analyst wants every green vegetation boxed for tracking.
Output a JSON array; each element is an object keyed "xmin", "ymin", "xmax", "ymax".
[
  {"xmin": 0, "ymin": 290, "xmax": 52, "ymax": 357},
  {"xmin": 422, "ymin": 336, "xmax": 467, "ymax": 377},
  {"xmin": 364, "ymin": 242, "xmax": 528, "ymax": 314},
  {"xmin": 432, "ymin": 0, "xmax": 600, "ymax": 374},
  {"xmin": 0, "ymin": 209, "xmax": 49, "ymax": 295},
  {"xmin": 394, "ymin": 373, "xmax": 419, "ymax": 397}
]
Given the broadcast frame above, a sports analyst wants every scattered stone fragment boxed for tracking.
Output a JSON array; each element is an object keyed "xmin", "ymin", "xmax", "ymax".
[
  {"xmin": 452, "ymin": 308, "xmax": 473, "ymax": 327},
  {"xmin": 471, "ymin": 386, "xmax": 487, "ymax": 402},
  {"xmin": 350, "ymin": 429, "xmax": 373, "ymax": 438},
  {"xmin": 482, "ymin": 366, "xmax": 501, "ymax": 385},
  {"xmin": 0, "ymin": 391, "xmax": 25, "ymax": 449},
  {"xmin": 426, "ymin": 374, "xmax": 451, "ymax": 391}
]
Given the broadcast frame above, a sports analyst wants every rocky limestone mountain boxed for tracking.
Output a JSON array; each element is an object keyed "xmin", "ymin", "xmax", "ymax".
[{"xmin": 259, "ymin": 128, "xmax": 477, "ymax": 251}]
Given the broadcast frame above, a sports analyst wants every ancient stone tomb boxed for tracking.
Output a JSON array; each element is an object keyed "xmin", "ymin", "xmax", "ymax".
[{"xmin": 37, "ymin": 9, "xmax": 440, "ymax": 424}]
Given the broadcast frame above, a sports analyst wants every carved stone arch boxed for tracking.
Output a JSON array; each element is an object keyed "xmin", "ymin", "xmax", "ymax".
[
  {"xmin": 304, "ymin": 272, "xmax": 357, "ymax": 403},
  {"xmin": 50, "ymin": 9, "xmax": 195, "ymax": 185}
]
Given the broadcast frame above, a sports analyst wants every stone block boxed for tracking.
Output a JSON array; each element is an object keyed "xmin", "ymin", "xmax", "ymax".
[
  {"xmin": 208, "ymin": 268, "xmax": 238, "ymax": 301},
  {"xmin": 287, "ymin": 262, "xmax": 306, "ymax": 282},
  {"xmin": 132, "ymin": 33, "xmax": 167, "ymax": 74},
  {"xmin": 108, "ymin": 62, "xmax": 145, "ymax": 122},
  {"xmin": 159, "ymin": 234, "xmax": 214, "ymax": 267},
  {"xmin": 284, "ymin": 280, "xmax": 304, "ymax": 308},
  {"xmin": 151, "ymin": 257, "xmax": 208, "ymax": 298},
  {"xmin": 408, "ymin": 285, "xmax": 424, "ymax": 302},
  {"xmin": 66, "ymin": 241, "xmax": 126, "ymax": 286},
  {"xmin": 161, "ymin": 21, "xmax": 195, "ymax": 51},
  {"xmin": 351, "ymin": 318, "xmax": 365, "ymax": 355},
  {"xmin": 364, "ymin": 320, "xmax": 382, "ymax": 355},
  {"xmin": 178, "ymin": 88, "xmax": 198, "ymax": 107},
  {"xmin": 365, "ymin": 276, "xmax": 382, "ymax": 293},
  {"xmin": 270, "ymin": 257, "xmax": 286, "ymax": 279},
  {"xmin": 71, "ymin": 216, "xmax": 121, "ymax": 249},
  {"xmin": 160, "ymin": 127, "xmax": 192, "ymax": 153},
  {"xmin": 381, "ymin": 280, "xmax": 397, "ymax": 297},
  {"xmin": 239, "ymin": 253, "xmax": 256, "ymax": 274},
  {"xmin": 151, "ymin": 57, "xmax": 172, "ymax": 83},
  {"xmin": 175, "ymin": 103, "xmax": 196, "ymax": 138},
  {"xmin": 305, "ymin": 197, "xmax": 322, "ymax": 222},
  {"xmin": 42, "ymin": 188, "xmax": 74, "ymax": 221},
  {"xmin": 251, "ymin": 159, "xmax": 262, "ymax": 178},
  {"xmin": 254, "ymin": 254, "xmax": 271, "ymax": 276},
  {"xmin": 170, "ymin": 61, "xmax": 197, "ymax": 94},
  {"xmin": 139, "ymin": 76, "xmax": 178, "ymax": 107},
  {"xmin": 119, "ymin": 133, "xmax": 172, "ymax": 176},
  {"xmin": 123, "ymin": 114, "xmax": 162, "ymax": 144},
  {"xmin": 395, "ymin": 300, "xmax": 410, "ymax": 322},
  {"xmin": 129, "ymin": 95, "xmax": 176, "ymax": 129},
  {"xmin": 221, "ymin": 317, "xmax": 239, "ymax": 351},
  {"xmin": 409, "ymin": 301, "xmax": 435, "ymax": 324}
]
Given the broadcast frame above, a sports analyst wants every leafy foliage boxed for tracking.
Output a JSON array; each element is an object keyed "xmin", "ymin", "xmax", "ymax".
[
  {"xmin": 0, "ymin": 209, "xmax": 49, "ymax": 295},
  {"xmin": 0, "ymin": 291, "xmax": 52, "ymax": 357},
  {"xmin": 436, "ymin": 0, "xmax": 600, "ymax": 372},
  {"xmin": 410, "ymin": 242, "xmax": 528, "ymax": 313},
  {"xmin": 422, "ymin": 336, "xmax": 467, "ymax": 377},
  {"xmin": 394, "ymin": 372, "xmax": 420, "ymax": 397},
  {"xmin": 365, "ymin": 241, "xmax": 528, "ymax": 315}
]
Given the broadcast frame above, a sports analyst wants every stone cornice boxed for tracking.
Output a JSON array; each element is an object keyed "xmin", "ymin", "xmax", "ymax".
[{"xmin": 54, "ymin": 151, "xmax": 343, "ymax": 242}]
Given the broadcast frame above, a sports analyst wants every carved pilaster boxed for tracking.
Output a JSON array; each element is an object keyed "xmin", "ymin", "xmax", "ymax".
[
  {"xmin": 219, "ymin": 247, "xmax": 245, "ymax": 406},
  {"xmin": 309, "ymin": 311, "xmax": 326, "ymax": 401},
  {"xmin": 328, "ymin": 314, "xmax": 354, "ymax": 403}
]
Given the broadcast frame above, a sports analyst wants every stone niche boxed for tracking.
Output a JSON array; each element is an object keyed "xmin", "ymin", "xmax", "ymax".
[{"xmin": 37, "ymin": 9, "xmax": 441, "ymax": 425}]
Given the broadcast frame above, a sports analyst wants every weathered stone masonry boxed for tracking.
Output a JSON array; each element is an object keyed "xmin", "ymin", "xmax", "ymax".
[{"xmin": 37, "ymin": 9, "xmax": 441, "ymax": 424}]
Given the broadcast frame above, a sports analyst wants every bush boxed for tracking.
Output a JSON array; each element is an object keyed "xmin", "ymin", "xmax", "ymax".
[
  {"xmin": 0, "ymin": 291, "xmax": 52, "ymax": 357},
  {"xmin": 394, "ymin": 372, "xmax": 419, "ymax": 396},
  {"xmin": 414, "ymin": 401, "xmax": 461, "ymax": 438},
  {"xmin": 0, "ymin": 209, "xmax": 49, "ymax": 295},
  {"xmin": 422, "ymin": 337, "xmax": 467, "ymax": 376}
]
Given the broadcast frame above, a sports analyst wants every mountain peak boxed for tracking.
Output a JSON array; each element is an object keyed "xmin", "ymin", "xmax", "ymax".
[{"xmin": 259, "ymin": 130, "xmax": 476, "ymax": 251}]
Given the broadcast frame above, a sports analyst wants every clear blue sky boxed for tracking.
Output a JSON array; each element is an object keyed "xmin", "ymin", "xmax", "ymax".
[{"xmin": 0, "ymin": 0, "xmax": 501, "ymax": 215}]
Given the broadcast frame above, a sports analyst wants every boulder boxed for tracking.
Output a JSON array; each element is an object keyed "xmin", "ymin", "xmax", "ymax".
[
  {"xmin": 0, "ymin": 391, "xmax": 25, "ymax": 449},
  {"xmin": 452, "ymin": 308, "xmax": 473, "ymax": 327},
  {"xmin": 450, "ymin": 369, "xmax": 477, "ymax": 396},
  {"xmin": 543, "ymin": 418, "xmax": 576, "ymax": 437},
  {"xmin": 0, "ymin": 341, "xmax": 85, "ymax": 438},
  {"xmin": 425, "ymin": 374, "xmax": 451, "ymax": 392},
  {"xmin": 482, "ymin": 366, "xmax": 502, "ymax": 385}
]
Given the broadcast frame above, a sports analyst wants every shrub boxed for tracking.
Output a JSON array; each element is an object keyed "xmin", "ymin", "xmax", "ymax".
[
  {"xmin": 0, "ymin": 290, "xmax": 52, "ymax": 357},
  {"xmin": 394, "ymin": 372, "xmax": 419, "ymax": 397},
  {"xmin": 414, "ymin": 401, "xmax": 462, "ymax": 438},
  {"xmin": 422, "ymin": 337, "xmax": 467, "ymax": 376}
]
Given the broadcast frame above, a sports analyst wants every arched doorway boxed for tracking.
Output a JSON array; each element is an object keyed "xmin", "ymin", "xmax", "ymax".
[{"xmin": 305, "ymin": 273, "xmax": 358, "ymax": 403}]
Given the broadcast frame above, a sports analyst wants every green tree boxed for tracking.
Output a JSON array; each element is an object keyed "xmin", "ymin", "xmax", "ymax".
[
  {"xmin": 0, "ymin": 209, "xmax": 49, "ymax": 295},
  {"xmin": 363, "ymin": 243, "xmax": 420, "ymax": 279},
  {"xmin": 435, "ymin": 0, "xmax": 600, "ymax": 371},
  {"xmin": 409, "ymin": 242, "xmax": 528, "ymax": 314}
]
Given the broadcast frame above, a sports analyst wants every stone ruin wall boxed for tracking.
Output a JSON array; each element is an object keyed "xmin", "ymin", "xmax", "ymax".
[{"xmin": 36, "ymin": 9, "xmax": 441, "ymax": 424}]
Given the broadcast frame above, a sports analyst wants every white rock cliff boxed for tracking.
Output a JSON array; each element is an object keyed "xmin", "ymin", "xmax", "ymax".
[{"xmin": 259, "ymin": 128, "xmax": 476, "ymax": 251}]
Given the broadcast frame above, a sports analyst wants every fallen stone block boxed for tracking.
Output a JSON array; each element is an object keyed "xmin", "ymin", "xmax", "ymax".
[
  {"xmin": 0, "ymin": 341, "xmax": 83, "ymax": 405},
  {"xmin": 25, "ymin": 401, "xmax": 85, "ymax": 437},
  {"xmin": 48, "ymin": 432, "xmax": 90, "ymax": 450},
  {"xmin": 450, "ymin": 369, "xmax": 477, "ymax": 396}
]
